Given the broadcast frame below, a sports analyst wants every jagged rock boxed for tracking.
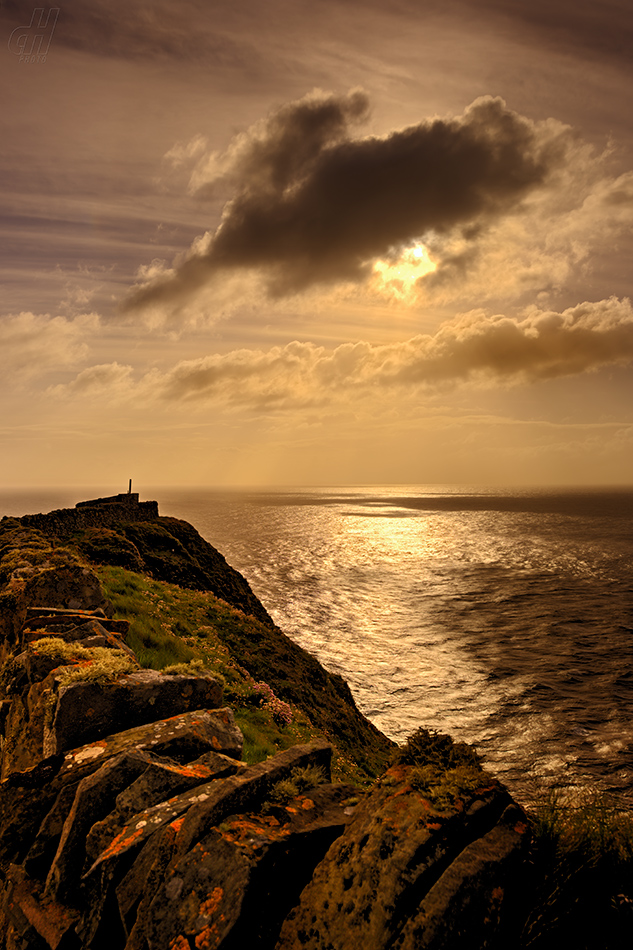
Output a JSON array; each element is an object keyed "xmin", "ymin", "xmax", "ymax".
[
  {"xmin": 23, "ymin": 617, "xmax": 132, "ymax": 652},
  {"xmin": 142, "ymin": 782, "xmax": 356, "ymax": 950},
  {"xmin": 85, "ymin": 751, "xmax": 247, "ymax": 865},
  {"xmin": 0, "ymin": 710, "xmax": 244, "ymax": 870},
  {"xmin": 24, "ymin": 781, "xmax": 82, "ymax": 880},
  {"xmin": 1, "ymin": 865, "xmax": 80, "ymax": 950},
  {"xmin": 80, "ymin": 742, "xmax": 337, "ymax": 948},
  {"xmin": 23, "ymin": 607, "xmax": 129, "ymax": 637},
  {"xmin": 389, "ymin": 802, "xmax": 530, "ymax": 949},
  {"xmin": 275, "ymin": 763, "xmax": 531, "ymax": 950},
  {"xmin": 86, "ymin": 740, "xmax": 332, "ymax": 879},
  {"xmin": 1, "ymin": 676, "xmax": 57, "ymax": 778},
  {"xmin": 1, "ymin": 648, "xmax": 60, "ymax": 694},
  {"xmin": 45, "ymin": 749, "xmax": 155, "ymax": 903},
  {"xmin": 44, "ymin": 669, "xmax": 225, "ymax": 756},
  {"xmin": 115, "ymin": 749, "xmax": 245, "ymax": 820},
  {"xmin": 57, "ymin": 707, "xmax": 245, "ymax": 777}
]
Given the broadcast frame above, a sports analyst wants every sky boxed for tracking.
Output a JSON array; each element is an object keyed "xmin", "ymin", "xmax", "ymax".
[{"xmin": 1, "ymin": 0, "xmax": 633, "ymax": 489}]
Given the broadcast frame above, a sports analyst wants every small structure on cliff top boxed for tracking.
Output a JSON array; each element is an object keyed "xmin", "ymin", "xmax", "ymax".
[
  {"xmin": 75, "ymin": 479, "xmax": 139, "ymax": 509},
  {"xmin": 16, "ymin": 487, "xmax": 159, "ymax": 538},
  {"xmin": 75, "ymin": 491, "xmax": 140, "ymax": 509}
]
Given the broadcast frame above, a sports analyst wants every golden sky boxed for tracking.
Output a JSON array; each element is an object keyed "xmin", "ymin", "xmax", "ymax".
[{"xmin": 1, "ymin": 0, "xmax": 633, "ymax": 488}]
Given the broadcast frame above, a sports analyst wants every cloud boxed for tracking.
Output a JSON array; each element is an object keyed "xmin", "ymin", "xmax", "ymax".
[
  {"xmin": 124, "ymin": 93, "xmax": 572, "ymax": 312},
  {"xmin": 0, "ymin": 0, "xmax": 248, "ymax": 64},
  {"xmin": 0, "ymin": 312, "xmax": 98, "ymax": 384},
  {"xmin": 67, "ymin": 297, "xmax": 633, "ymax": 410},
  {"xmin": 54, "ymin": 362, "xmax": 135, "ymax": 395},
  {"xmin": 472, "ymin": 0, "xmax": 633, "ymax": 67}
]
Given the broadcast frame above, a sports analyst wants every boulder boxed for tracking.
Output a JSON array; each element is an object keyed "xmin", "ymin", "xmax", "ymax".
[
  {"xmin": 85, "ymin": 740, "xmax": 333, "ymax": 879},
  {"xmin": 143, "ymin": 782, "xmax": 356, "ymax": 950},
  {"xmin": 44, "ymin": 670, "xmax": 225, "ymax": 756},
  {"xmin": 115, "ymin": 749, "xmax": 246, "ymax": 820},
  {"xmin": 45, "ymin": 749, "xmax": 155, "ymax": 902}
]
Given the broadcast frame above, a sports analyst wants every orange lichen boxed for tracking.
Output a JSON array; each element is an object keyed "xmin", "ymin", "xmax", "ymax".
[
  {"xmin": 100, "ymin": 826, "xmax": 144, "ymax": 860},
  {"xmin": 219, "ymin": 815, "xmax": 288, "ymax": 848},
  {"xmin": 194, "ymin": 924, "xmax": 219, "ymax": 950},
  {"xmin": 169, "ymin": 936, "xmax": 190, "ymax": 950},
  {"xmin": 198, "ymin": 887, "xmax": 224, "ymax": 918},
  {"xmin": 170, "ymin": 817, "xmax": 186, "ymax": 834}
]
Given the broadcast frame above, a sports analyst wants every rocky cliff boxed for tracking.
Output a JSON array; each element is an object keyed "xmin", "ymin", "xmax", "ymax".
[{"xmin": 0, "ymin": 499, "xmax": 531, "ymax": 949}]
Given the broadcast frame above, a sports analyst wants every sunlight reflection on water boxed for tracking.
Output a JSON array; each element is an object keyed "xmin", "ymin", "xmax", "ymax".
[{"xmin": 148, "ymin": 486, "xmax": 633, "ymax": 803}]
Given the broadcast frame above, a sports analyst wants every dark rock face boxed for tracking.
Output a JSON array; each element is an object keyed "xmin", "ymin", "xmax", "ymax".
[
  {"xmin": 0, "ymin": 512, "xmax": 533, "ymax": 949},
  {"xmin": 22, "ymin": 564, "xmax": 113, "ymax": 617}
]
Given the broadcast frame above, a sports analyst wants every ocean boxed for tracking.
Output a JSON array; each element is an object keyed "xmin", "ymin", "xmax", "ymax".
[{"xmin": 3, "ymin": 485, "xmax": 633, "ymax": 805}]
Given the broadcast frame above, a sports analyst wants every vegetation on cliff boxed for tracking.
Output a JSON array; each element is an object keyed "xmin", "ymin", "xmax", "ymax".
[
  {"xmin": 96, "ymin": 564, "xmax": 393, "ymax": 782},
  {"xmin": 75, "ymin": 518, "xmax": 273, "ymax": 625},
  {"xmin": 1, "ymin": 514, "xmax": 393, "ymax": 784}
]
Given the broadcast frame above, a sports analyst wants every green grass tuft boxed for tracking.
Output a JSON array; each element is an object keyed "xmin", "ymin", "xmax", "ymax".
[{"xmin": 267, "ymin": 765, "xmax": 328, "ymax": 806}]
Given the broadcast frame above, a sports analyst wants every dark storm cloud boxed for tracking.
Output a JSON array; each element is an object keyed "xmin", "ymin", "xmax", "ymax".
[{"xmin": 125, "ymin": 93, "xmax": 568, "ymax": 310}]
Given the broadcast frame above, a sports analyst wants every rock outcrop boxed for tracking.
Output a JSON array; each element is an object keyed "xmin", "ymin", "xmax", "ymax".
[{"xmin": 0, "ymin": 501, "xmax": 532, "ymax": 949}]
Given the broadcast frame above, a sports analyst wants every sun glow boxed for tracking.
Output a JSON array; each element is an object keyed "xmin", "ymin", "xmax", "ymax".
[{"xmin": 372, "ymin": 243, "xmax": 437, "ymax": 300}]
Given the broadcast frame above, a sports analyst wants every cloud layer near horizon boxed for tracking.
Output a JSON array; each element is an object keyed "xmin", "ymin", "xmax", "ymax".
[
  {"xmin": 124, "ymin": 92, "xmax": 577, "ymax": 312},
  {"xmin": 52, "ymin": 297, "xmax": 633, "ymax": 411}
]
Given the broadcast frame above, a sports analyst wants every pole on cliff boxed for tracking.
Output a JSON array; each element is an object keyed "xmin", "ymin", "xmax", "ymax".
[{"xmin": 128, "ymin": 479, "xmax": 132, "ymax": 494}]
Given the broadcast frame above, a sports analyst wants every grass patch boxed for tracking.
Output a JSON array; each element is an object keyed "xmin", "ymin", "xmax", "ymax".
[
  {"xmin": 266, "ymin": 765, "xmax": 328, "ymax": 806},
  {"xmin": 391, "ymin": 727, "xmax": 490, "ymax": 811},
  {"xmin": 0, "ymin": 519, "xmax": 81, "ymax": 585},
  {"xmin": 520, "ymin": 791, "xmax": 633, "ymax": 949},
  {"xmin": 96, "ymin": 564, "xmax": 382, "ymax": 785},
  {"xmin": 97, "ymin": 567, "xmax": 198, "ymax": 669}
]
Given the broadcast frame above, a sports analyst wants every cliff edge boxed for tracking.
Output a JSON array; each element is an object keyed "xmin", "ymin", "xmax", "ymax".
[{"xmin": 0, "ymin": 497, "xmax": 531, "ymax": 949}]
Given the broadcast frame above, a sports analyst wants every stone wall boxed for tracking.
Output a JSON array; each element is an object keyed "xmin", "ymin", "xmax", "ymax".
[{"xmin": 18, "ymin": 500, "xmax": 159, "ymax": 539}]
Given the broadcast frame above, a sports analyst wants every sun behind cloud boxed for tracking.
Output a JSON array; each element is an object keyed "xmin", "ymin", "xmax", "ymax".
[{"xmin": 371, "ymin": 243, "xmax": 437, "ymax": 301}]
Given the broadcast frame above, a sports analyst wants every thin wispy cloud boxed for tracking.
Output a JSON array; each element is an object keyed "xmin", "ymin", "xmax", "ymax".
[{"xmin": 0, "ymin": 312, "xmax": 98, "ymax": 385}]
